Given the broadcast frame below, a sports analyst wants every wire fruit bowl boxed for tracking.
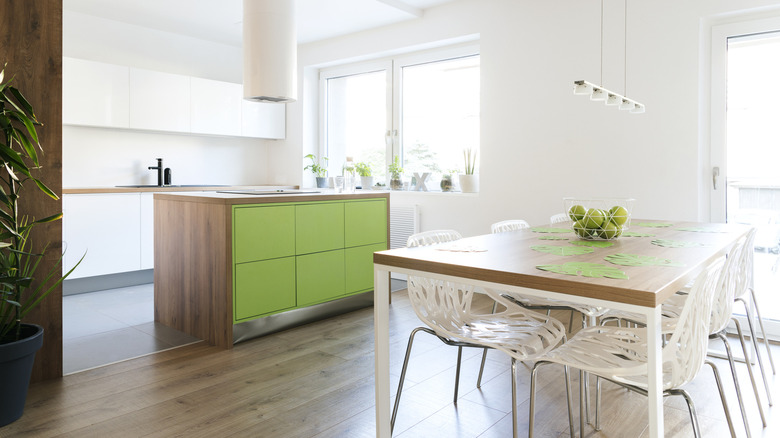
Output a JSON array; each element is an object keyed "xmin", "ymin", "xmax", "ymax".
[{"xmin": 563, "ymin": 198, "xmax": 635, "ymax": 240}]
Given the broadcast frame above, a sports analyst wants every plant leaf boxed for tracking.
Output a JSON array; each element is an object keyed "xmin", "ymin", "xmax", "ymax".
[
  {"xmin": 531, "ymin": 245, "xmax": 594, "ymax": 256},
  {"xmin": 530, "ymin": 227, "xmax": 571, "ymax": 234},
  {"xmin": 569, "ymin": 240, "xmax": 615, "ymax": 248},
  {"xmin": 622, "ymin": 231, "xmax": 656, "ymax": 237},
  {"xmin": 605, "ymin": 253, "xmax": 685, "ymax": 267},
  {"xmin": 634, "ymin": 222, "xmax": 674, "ymax": 228},
  {"xmin": 536, "ymin": 262, "xmax": 629, "ymax": 279},
  {"xmin": 651, "ymin": 239, "xmax": 708, "ymax": 248},
  {"xmin": 675, "ymin": 227, "xmax": 727, "ymax": 233},
  {"xmin": 538, "ymin": 235, "xmax": 570, "ymax": 241},
  {"xmin": 33, "ymin": 178, "xmax": 59, "ymax": 200}
]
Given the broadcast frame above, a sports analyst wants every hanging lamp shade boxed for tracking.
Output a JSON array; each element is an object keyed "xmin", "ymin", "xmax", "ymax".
[{"xmin": 243, "ymin": 0, "xmax": 297, "ymax": 103}]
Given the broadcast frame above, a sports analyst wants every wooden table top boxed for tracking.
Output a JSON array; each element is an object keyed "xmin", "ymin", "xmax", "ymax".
[{"xmin": 373, "ymin": 220, "xmax": 752, "ymax": 308}]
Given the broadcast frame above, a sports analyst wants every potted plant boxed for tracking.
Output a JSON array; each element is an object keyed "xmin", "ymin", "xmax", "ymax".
[
  {"xmin": 459, "ymin": 148, "xmax": 479, "ymax": 193},
  {"xmin": 355, "ymin": 162, "xmax": 373, "ymax": 189},
  {"xmin": 0, "ymin": 66, "xmax": 81, "ymax": 426},
  {"xmin": 304, "ymin": 153, "xmax": 329, "ymax": 188},
  {"xmin": 440, "ymin": 169, "xmax": 457, "ymax": 192},
  {"xmin": 388, "ymin": 157, "xmax": 404, "ymax": 190}
]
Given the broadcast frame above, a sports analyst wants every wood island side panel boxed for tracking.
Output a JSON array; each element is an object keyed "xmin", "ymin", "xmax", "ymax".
[{"xmin": 154, "ymin": 197, "xmax": 233, "ymax": 348}]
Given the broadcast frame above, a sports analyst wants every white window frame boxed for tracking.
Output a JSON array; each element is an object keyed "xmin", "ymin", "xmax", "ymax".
[{"xmin": 318, "ymin": 43, "xmax": 480, "ymax": 181}]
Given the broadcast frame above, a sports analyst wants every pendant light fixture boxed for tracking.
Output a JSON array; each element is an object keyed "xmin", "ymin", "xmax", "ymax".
[
  {"xmin": 573, "ymin": 0, "xmax": 644, "ymax": 114},
  {"xmin": 243, "ymin": 0, "xmax": 297, "ymax": 103}
]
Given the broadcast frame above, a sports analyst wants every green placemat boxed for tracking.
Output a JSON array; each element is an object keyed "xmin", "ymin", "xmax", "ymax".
[
  {"xmin": 530, "ymin": 227, "xmax": 572, "ymax": 234},
  {"xmin": 538, "ymin": 235, "xmax": 570, "ymax": 241},
  {"xmin": 536, "ymin": 262, "xmax": 629, "ymax": 279},
  {"xmin": 651, "ymin": 239, "xmax": 708, "ymax": 248},
  {"xmin": 635, "ymin": 222, "xmax": 674, "ymax": 228},
  {"xmin": 622, "ymin": 231, "xmax": 656, "ymax": 237},
  {"xmin": 531, "ymin": 245, "xmax": 594, "ymax": 256},
  {"xmin": 605, "ymin": 253, "xmax": 685, "ymax": 267},
  {"xmin": 569, "ymin": 240, "xmax": 615, "ymax": 248},
  {"xmin": 676, "ymin": 227, "xmax": 727, "ymax": 233}
]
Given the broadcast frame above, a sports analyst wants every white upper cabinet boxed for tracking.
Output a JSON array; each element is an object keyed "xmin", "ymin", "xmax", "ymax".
[
  {"xmin": 191, "ymin": 77, "xmax": 242, "ymax": 136},
  {"xmin": 129, "ymin": 68, "xmax": 191, "ymax": 133},
  {"xmin": 63, "ymin": 58, "xmax": 129, "ymax": 128},
  {"xmin": 242, "ymin": 100, "xmax": 285, "ymax": 139}
]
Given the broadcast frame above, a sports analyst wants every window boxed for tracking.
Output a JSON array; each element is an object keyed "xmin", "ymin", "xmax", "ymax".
[{"xmin": 320, "ymin": 46, "xmax": 480, "ymax": 189}]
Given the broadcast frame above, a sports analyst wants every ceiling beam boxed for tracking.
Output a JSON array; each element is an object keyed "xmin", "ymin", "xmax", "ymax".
[{"xmin": 376, "ymin": 0, "xmax": 423, "ymax": 18}]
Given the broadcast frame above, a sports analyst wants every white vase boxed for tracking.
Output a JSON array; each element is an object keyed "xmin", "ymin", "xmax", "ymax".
[
  {"xmin": 459, "ymin": 174, "xmax": 479, "ymax": 193},
  {"xmin": 360, "ymin": 176, "xmax": 374, "ymax": 189}
]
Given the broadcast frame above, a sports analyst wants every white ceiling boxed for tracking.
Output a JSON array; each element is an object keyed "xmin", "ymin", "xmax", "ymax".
[{"xmin": 63, "ymin": 0, "xmax": 456, "ymax": 46}]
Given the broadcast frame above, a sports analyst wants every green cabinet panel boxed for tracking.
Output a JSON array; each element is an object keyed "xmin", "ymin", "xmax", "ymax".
[
  {"xmin": 296, "ymin": 250, "xmax": 345, "ymax": 306},
  {"xmin": 234, "ymin": 205, "xmax": 295, "ymax": 263},
  {"xmin": 345, "ymin": 199, "xmax": 388, "ymax": 248},
  {"xmin": 345, "ymin": 243, "xmax": 387, "ymax": 295},
  {"xmin": 234, "ymin": 257, "xmax": 296, "ymax": 321},
  {"xmin": 296, "ymin": 203, "xmax": 344, "ymax": 254}
]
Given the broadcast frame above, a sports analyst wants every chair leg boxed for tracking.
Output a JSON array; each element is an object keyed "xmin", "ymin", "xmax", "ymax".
[
  {"xmin": 715, "ymin": 331, "xmax": 756, "ymax": 437},
  {"xmin": 595, "ymin": 376, "xmax": 601, "ymax": 431},
  {"xmin": 454, "ymin": 346, "xmax": 463, "ymax": 404},
  {"xmin": 705, "ymin": 359, "xmax": 737, "ymax": 438},
  {"xmin": 735, "ymin": 299, "xmax": 773, "ymax": 407},
  {"xmin": 748, "ymin": 287, "xmax": 776, "ymax": 375},
  {"xmin": 391, "ymin": 327, "xmax": 425, "ymax": 433},
  {"xmin": 563, "ymin": 365, "xmax": 575, "ymax": 438},
  {"xmin": 511, "ymin": 358, "xmax": 518, "ymax": 438},
  {"xmin": 477, "ymin": 348, "xmax": 488, "ymax": 388},
  {"xmin": 675, "ymin": 389, "xmax": 702, "ymax": 438},
  {"xmin": 732, "ymin": 319, "xmax": 768, "ymax": 426},
  {"xmin": 579, "ymin": 370, "xmax": 586, "ymax": 438}
]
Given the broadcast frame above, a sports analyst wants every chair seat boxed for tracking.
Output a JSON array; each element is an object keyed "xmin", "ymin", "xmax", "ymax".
[
  {"xmin": 599, "ymin": 293, "xmax": 687, "ymax": 333},
  {"xmin": 501, "ymin": 293, "xmax": 609, "ymax": 318}
]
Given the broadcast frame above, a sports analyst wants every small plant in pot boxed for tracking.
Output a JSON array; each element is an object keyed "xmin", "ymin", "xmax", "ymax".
[
  {"xmin": 0, "ymin": 66, "xmax": 81, "ymax": 426},
  {"xmin": 388, "ymin": 157, "xmax": 404, "ymax": 190},
  {"xmin": 304, "ymin": 153, "xmax": 329, "ymax": 188},
  {"xmin": 440, "ymin": 169, "xmax": 458, "ymax": 192},
  {"xmin": 459, "ymin": 148, "xmax": 479, "ymax": 193},
  {"xmin": 355, "ymin": 162, "xmax": 373, "ymax": 189}
]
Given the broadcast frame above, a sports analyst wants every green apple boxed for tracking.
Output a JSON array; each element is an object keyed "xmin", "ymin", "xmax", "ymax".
[
  {"xmin": 583, "ymin": 208, "xmax": 605, "ymax": 229},
  {"xmin": 573, "ymin": 220, "xmax": 592, "ymax": 238},
  {"xmin": 609, "ymin": 205, "xmax": 629, "ymax": 226},
  {"xmin": 598, "ymin": 221, "xmax": 619, "ymax": 239},
  {"xmin": 568, "ymin": 204, "xmax": 587, "ymax": 222}
]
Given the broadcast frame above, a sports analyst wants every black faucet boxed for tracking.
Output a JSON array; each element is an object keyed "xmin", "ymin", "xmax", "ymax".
[{"xmin": 148, "ymin": 158, "xmax": 163, "ymax": 186}]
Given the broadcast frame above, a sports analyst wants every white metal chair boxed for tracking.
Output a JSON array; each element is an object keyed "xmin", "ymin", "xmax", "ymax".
[
  {"xmin": 394, "ymin": 273, "xmax": 570, "ymax": 437},
  {"xmin": 490, "ymin": 219, "xmax": 530, "ymax": 233},
  {"xmin": 530, "ymin": 257, "xmax": 727, "ymax": 438},
  {"xmin": 599, "ymin": 231, "xmax": 765, "ymax": 436},
  {"xmin": 550, "ymin": 213, "xmax": 570, "ymax": 224}
]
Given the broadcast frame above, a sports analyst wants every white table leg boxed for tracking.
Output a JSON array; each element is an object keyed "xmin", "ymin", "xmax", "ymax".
[
  {"xmin": 646, "ymin": 305, "xmax": 664, "ymax": 437},
  {"xmin": 374, "ymin": 266, "xmax": 391, "ymax": 437}
]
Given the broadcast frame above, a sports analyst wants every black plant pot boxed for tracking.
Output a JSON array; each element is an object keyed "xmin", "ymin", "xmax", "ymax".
[{"xmin": 0, "ymin": 323, "xmax": 44, "ymax": 427}]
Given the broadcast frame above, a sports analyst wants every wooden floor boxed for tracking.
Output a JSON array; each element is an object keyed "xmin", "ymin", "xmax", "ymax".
[{"xmin": 3, "ymin": 289, "xmax": 780, "ymax": 438}]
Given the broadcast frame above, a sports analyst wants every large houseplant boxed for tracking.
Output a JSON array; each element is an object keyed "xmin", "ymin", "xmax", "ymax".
[{"xmin": 0, "ymin": 65, "xmax": 78, "ymax": 426}]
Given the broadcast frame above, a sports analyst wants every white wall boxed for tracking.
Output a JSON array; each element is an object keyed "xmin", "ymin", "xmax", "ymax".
[
  {"xmin": 270, "ymin": 0, "xmax": 780, "ymax": 237},
  {"xmin": 63, "ymin": 11, "xmax": 278, "ymax": 187}
]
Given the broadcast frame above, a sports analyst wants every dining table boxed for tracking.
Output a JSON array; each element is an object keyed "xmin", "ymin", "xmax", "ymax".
[{"xmin": 372, "ymin": 219, "xmax": 752, "ymax": 437}]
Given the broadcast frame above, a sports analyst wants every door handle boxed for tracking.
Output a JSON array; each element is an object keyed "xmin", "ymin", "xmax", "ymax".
[{"xmin": 712, "ymin": 166, "xmax": 720, "ymax": 190}]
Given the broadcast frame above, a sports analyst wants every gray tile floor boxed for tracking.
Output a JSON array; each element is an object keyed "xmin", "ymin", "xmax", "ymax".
[{"xmin": 62, "ymin": 283, "xmax": 200, "ymax": 375}]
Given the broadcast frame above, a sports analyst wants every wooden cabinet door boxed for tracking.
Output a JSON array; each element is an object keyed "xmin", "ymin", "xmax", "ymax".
[
  {"xmin": 234, "ymin": 257, "xmax": 296, "ymax": 321},
  {"xmin": 233, "ymin": 205, "xmax": 295, "ymax": 263},
  {"xmin": 345, "ymin": 243, "xmax": 387, "ymax": 295},
  {"xmin": 295, "ymin": 202, "xmax": 344, "ymax": 255},
  {"xmin": 345, "ymin": 199, "xmax": 387, "ymax": 247}
]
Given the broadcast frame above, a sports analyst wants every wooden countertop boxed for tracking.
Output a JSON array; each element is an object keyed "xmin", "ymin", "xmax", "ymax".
[
  {"xmin": 153, "ymin": 189, "xmax": 390, "ymax": 205},
  {"xmin": 62, "ymin": 185, "xmax": 297, "ymax": 194}
]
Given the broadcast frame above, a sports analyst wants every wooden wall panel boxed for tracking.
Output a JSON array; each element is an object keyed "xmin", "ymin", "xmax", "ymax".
[{"xmin": 0, "ymin": 0, "xmax": 64, "ymax": 381}]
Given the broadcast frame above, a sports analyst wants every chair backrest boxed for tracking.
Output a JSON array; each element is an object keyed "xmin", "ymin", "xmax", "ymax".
[
  {"xmin": 550, "ymin": 213, "xmax": 569, "ymax": 224},
  {"xmin": 663, "ymin": 257, "xmax": 725, "ymax": 388},
  {"xmin": 491, "ymin": 219, "xmax": 530, "ymax": 234},
  {"xmin": 734, "ymin": 227, "xmax": 757, "ymax": 298},
  {"xmin": 406, "ymin": 229, "xmax": 462, "ymax": 248},
  {"xmin": 708, "ymin": 234, "xmax": 748, "ymax": 333}
]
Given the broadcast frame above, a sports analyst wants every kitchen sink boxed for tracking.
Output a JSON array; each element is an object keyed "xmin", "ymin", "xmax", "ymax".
[
  {"xmin": 115, "ymin": 184, "xmax": 230, "ymax": 188},
  {"xmin": 217, "ymin": 189, "xmax": 320, "ymax": 195}
]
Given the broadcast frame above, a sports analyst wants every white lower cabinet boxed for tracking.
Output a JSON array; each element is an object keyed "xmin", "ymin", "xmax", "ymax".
[
  {"xmin": 140, "ymin": 193, "xmax": 155, "ymax": 270},
  {"xmin": 63, "ymin": 194, "xmax": 142, "ymax": 279}
]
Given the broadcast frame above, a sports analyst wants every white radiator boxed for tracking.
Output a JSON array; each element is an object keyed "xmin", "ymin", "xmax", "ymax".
[{"xmin": 390, "ymin": 205, "xmax": 420, "ymax": 249}]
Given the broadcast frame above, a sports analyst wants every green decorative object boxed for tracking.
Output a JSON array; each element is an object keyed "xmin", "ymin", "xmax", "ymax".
[
  {"xmin": 651, "ymin": 239, "xmax": 708, "ymax": 248},
  {"xmin": 676, "ymin": 227, "xmax": 727, "ymax": 233},
  {"xmin": 569, "ymin": 240, "xmax": 615, "ymax": 248},
  {"xmin": 538, "ymin": 235, "xmax": 570, "ymax": 241},
  {"xmin": 605, "ymin": 253, "xmax": 685, "ymax": 267},
  {"xmin": 634, "ymin": 222, "xmax": 674, "ymax": 228},
  {"xmin": 531, "ymin": 245, "xmax": 594, "ymax": 256},
  {"xmin": 622, "ymin": 231, "xmax": 656, "ymax": 237},
  {"xmin": 530, "ymin": 227, "xmax": 572, "ymax": 234},
  {"xmin": 536, "ymin": 262, "xmax": 629, "ymax": 279}
]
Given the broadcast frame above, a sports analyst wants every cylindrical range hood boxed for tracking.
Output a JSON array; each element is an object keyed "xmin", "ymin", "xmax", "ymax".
[{"xmin": 243, "ymin": 0, "xmax": 297, "ymax": 103}]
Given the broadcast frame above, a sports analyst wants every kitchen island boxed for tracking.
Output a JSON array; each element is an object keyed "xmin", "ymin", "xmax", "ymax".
[{"xmin": 153, "ymin": 190, "xmax": 389, "ymax": 348}]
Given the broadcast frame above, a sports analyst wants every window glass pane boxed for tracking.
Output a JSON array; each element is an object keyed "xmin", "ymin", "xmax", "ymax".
[
  {"xmin": 326, "ymin": 70, "xmax": 388, "ymax": 182},
  {"xmin": 401, "ymin": 55, "xmax": 480, "ymax": 184}
]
